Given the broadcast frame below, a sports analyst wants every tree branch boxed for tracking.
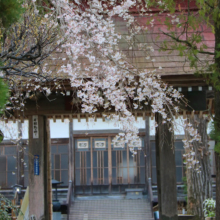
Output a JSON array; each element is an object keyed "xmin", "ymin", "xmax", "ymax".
[{"xmin": 162, "ymin": 31, "xmax": 215, "ymax": 56}]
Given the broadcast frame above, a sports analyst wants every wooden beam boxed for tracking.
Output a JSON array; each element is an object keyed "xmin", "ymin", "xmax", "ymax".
[
  {"xmin": 208, "ymin": 98, "xmax": 213, "ymax": 110},
  {"xmin": 20, "ymin": 116, "xmax": 24, "ymax": 123},
  {"xmin": 161, "ymin": 74, "xmax": 206, "ymax": 82},
  {"xmin": 69, "ymin": 114, "xmax": 73, "ymax": 123},
  {"xmin": 135, "ymin": 112, "xmax": 138, "ymax": 121},
  {"xmin": 61, "ymin": 115, "xmax": 64, "ymax": 122},
  {"xmin": 191, "ymin": 111, "xmax": 194, "ymax": 119},
  {"xmin": 77, "ymin": 114, "xmax": 81, "ymax": 122},
  {"xmin": 199, "ymin": 111, "xmax": 203, "ymax": 119},
  {"xmin": 53, "ymin": 115, "xmax": 56, "ymax": 123},
  {"xmin": 151, "ymin": 113, "xmax": 154, "ymax": 120},
  {"xmin": 102, "ymin": 114, "xmax": 105, "ymax": 122},
  {"xmin": 183, "ymin": 110, "xmax": 186, "ymax": 119},
  {"xmin": 142, "ymin": 112, "xmax": 146, "ymax": 120}
]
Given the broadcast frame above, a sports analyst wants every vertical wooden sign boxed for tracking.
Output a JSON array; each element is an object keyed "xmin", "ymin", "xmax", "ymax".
[{"xmin": 33, "ymin": 115, "xmax": 39, "ymax": 139}]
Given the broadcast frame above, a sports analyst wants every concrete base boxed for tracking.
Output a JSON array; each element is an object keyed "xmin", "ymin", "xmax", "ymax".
[
  {"xmin": 125, "ymin": 188, "xmax": 143, "ymax": 199},
  {"xmin": 160, "ymin": 214, "xmax": 178, "ymax": 220},
  {"xmin": 178, "ymin": 215, "xmax": 194, "ymax": 220},
  {"xmin": 53, "ymin": 212, "xmax": 61, "ymax": 220}
]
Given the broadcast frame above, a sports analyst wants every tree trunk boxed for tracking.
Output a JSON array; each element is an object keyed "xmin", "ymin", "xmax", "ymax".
[
  {"xmin": 215, "ymin": 151, "xmax": 220, "ymax": 219},
  {"xmin": 214, "ymin": 3, "xmax": 220, "ymax": 216},
  {"xmin": 214, "ymin": 90, "xmax": 220, "ymax": 220},
  {"xmin": 185, "ymin": 115, "xmax": 212, "ymax": 219}
]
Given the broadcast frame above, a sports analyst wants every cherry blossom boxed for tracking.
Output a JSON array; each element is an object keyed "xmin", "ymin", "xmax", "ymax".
[{"xmin": 2, "ymin": 0, "xmax": 203, "ymax": 168}]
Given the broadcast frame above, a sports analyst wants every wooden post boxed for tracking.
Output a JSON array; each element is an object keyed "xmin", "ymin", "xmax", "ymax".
[
  {"xmin": 69, "ymin": 121, "xmax": 75, "ymax": 198},
  {"xmin": 28, "ymin": 115, "xmax": 51, "ymax": 220},
  {"xmin": 108, "ymin": 136, "xmax": 112, "ymax": 193},
  {"xmin": 155, "ymin": 113, "xmax": 178, "ymax": 220},
  {"xmin": 69, "ymin": 121, "xmax": 73, "ymax": 182},
  {"xmin": 145, "ymin": 116, "xmax": 151, "ymax": 188},
  {"xmin": 46, "ymin": 119, "xmax": 52, "ymax": 220},
  {"xmin": 127, "ymin": 144, "xmax": 129, "ymax": 185},
  {"xmin": 90, "ymin": 137, "xmax": 93, "ymax": 193},
  {"xmin": 17, "ymin": 122, "xmax": 24, "ymax": 186},
  {"xmin": 11, "ymin": 198, "xmax": 15, "ymax": 218}
]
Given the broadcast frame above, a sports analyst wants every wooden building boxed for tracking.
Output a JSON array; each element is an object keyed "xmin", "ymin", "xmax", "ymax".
[
  {"xmin": 0, "ymin": 1, "xmax": 216, "ymax": 218},
  {"xmin": 0, "ymin": 119, "xmax": 215, "ymax": 193}
]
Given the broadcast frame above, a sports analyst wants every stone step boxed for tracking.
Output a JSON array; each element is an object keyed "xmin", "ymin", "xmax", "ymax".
[{"xmin": 69, "ymin": 199, "xmax": 154, "ymax": 220}]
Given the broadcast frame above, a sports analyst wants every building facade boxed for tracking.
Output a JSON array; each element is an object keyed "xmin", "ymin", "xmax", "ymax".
[{"xmin": 0, "ymin": 119, "xmax": 216, "ymax": 194}]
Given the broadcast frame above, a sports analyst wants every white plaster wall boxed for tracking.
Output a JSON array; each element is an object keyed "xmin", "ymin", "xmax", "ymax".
[
  {"xmin": 0, "ymin": 120, "xmax": 28, "ymax": 140},
  {"xmin": 0, "ymin": 116, "xmax": 213, "ymax": 140},
  {"xmin": 50, "ymin": 119, "xmax": 69, "ymax": 138},
  {"xmin": 73, "ymin": 117, "xmax": 146, "ymax": 130},
  {"xmin": 23, "ymin": 119, "xmax": 70, "ymax": 139},
  {"xmin": 0, "ymin": 121, "xmax": 19, "ymax": 140},
  {"xmin": 22, "ymin": 120, "xmax": 28, "ymax": 139},
  {"xmin": 149, "ymin": 117, "xmax": 185, "ymax": 136}
]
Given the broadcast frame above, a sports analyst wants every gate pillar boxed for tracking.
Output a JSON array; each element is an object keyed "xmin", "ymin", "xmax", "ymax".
[
  {"xmin": 155, "ymin": 113, "xmax": 178, "ymax": 220},
  {"xmin": 28, "ymin": 115, "xmax": 52, "ymax": 220}
]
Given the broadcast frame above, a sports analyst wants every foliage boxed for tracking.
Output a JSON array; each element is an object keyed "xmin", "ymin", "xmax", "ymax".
[
  {"xmin": 146, "ymin": 0, "xmax": 220, "ymax": 217},
  {"xmin": 0, "ymin": 130, "xmax": 3, "ymax": 143},
  {"xmin": 0, "ymin": 5, "xmax": 62, "ymax": 81},
  {"xmin": 0, "ymin": 78, "xmax": 7, "ymax": 142},
  {"xmin": 0, "ymin": 0, "xmax": 25, "ymax": 115},
  {"xmin": 182, "ymin": 176, "xmax": 188, "ymax": 203},
  {"xmin": 0, "ymin": 79, "xmax": 8, "ymax": 112},
  {"xmin": 0, "ymin": 0, "xmax": 203, "ymax": 166},
  {"xmin": 0, "ymin": 0, "xmax": 216, "ymax": 218},
  {"xmin": 0, "ymin": 193, "xmax": 21, "ymax": 220},
  {"xmin": 146, "ymin": 0, "xmax": 220, "ymax": 154},
  {"xmin": 48, "ymin": 0, "xmax": 195, "ymax": 154},
  {"xmin": 210, "ymin": 121, "xmax": 220, "ymax": 154},
  {"xmin": 203, "ymin": 198, "xmax": 216, "ymax": 218},
  {"xmin": 146, "ymin": 0, "xmax": 218, "ymax": 84},
  {"xmin": 0, "ymin": 0, "xmax": 24, "ymax": 28}
]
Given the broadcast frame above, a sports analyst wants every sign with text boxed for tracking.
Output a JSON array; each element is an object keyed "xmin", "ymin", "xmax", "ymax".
[
  {"xmin": 34, "ymin": 155, "xmax": 40, "ymax": 175},
  {"xmin": 33, "ymin": 115, "xmax": 39, "ymax": 139}
]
